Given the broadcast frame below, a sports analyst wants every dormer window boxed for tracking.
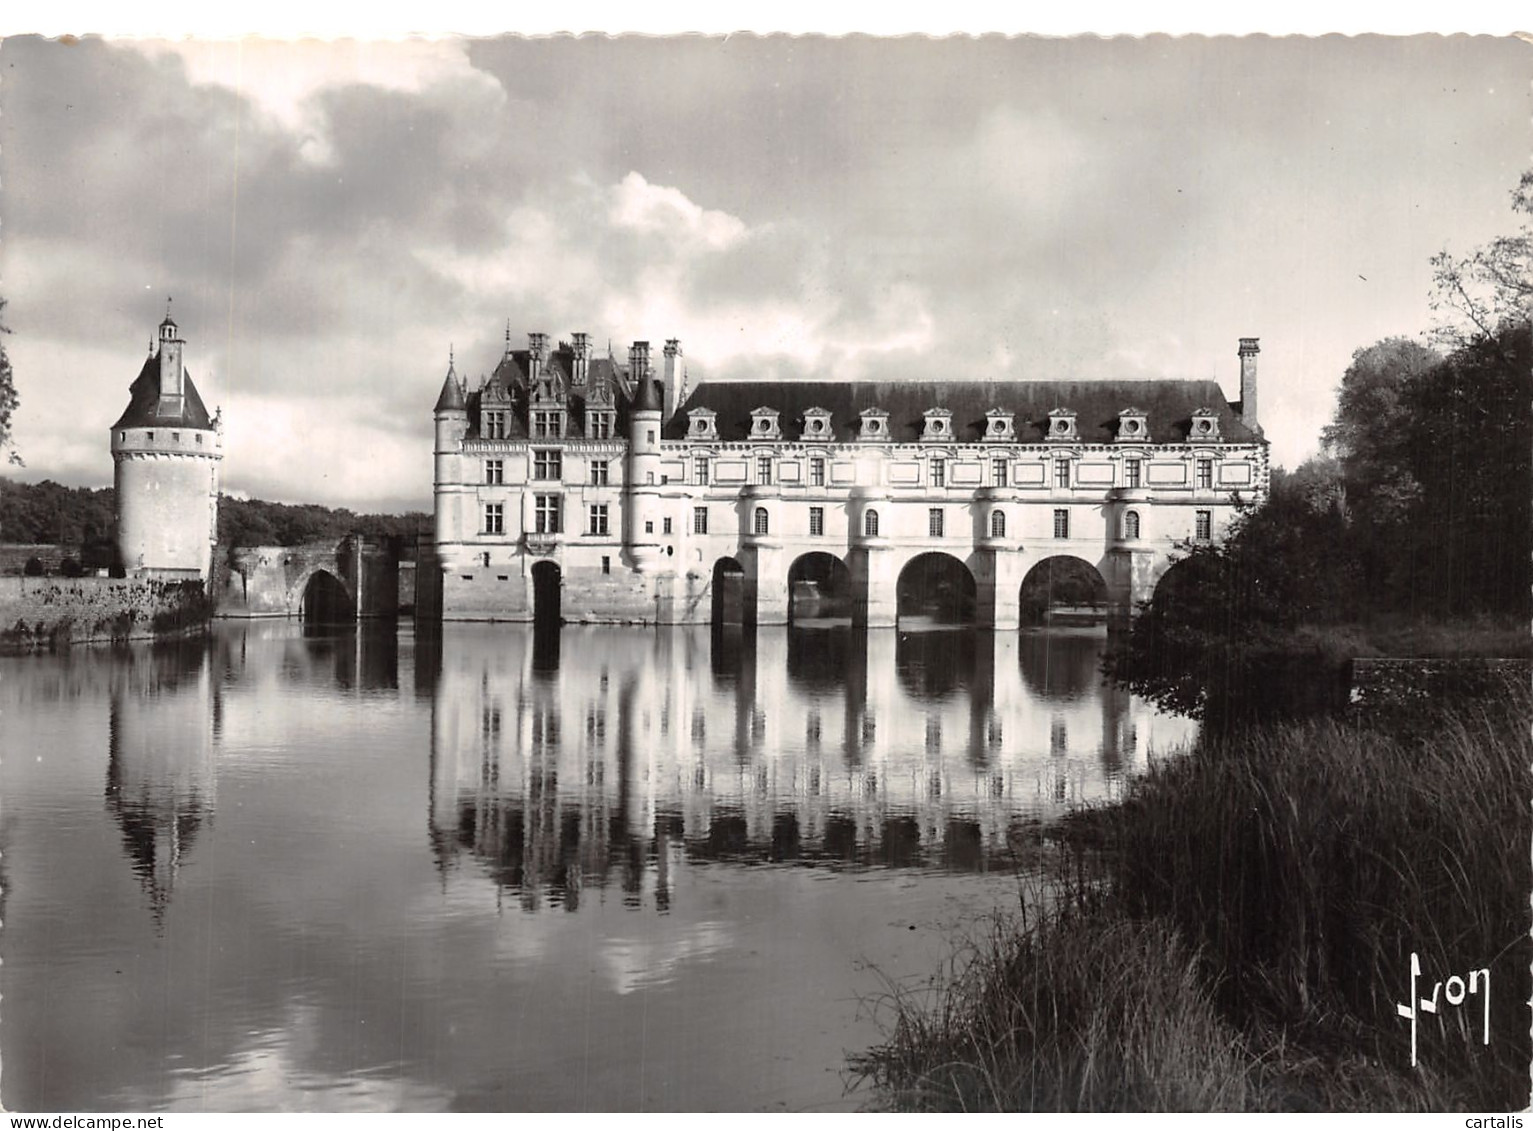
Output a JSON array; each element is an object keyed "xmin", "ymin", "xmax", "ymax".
[
  {"xmin": 921, "ymin": 408, "xmax": 953, "ymax": 442},
  {"xmin": 1117, "ymin": 408, "xmax": 1150, "ymax": 443},
  {"xmin": 588, "ymin": 411, "xmax": 613, "ymax": 440},
  {"xmin": 532, "ymin": 410, "xmax": 562, "ymax": 439},
  {"xmin": 687, "ymin": 408, "xmax": 719, "ymax": 441},
  {"xmin": 802, "ymin": 407, "xmax": 833, "ymax": 440},
  {"xmin": 1047, "ymin": 408, "xmax": 1078, "ymax": 442},
  {"xmin": 1189, "ymin": 408, "xmax": 1221, "ymax": 441},
  {"xmin": 483, "ymin": 411, "xmax": 507, "ymax": 440},
  {"xmin": 985, "ymin": 409, "xmax": 1015, "ymax": 442},
  {"xmin": 858, "ymin": 408, "xmax": 890, "ymax": 442},
  {"xmin": 749, "ymin": 406, "xmax": 782, "ymax": 441}
]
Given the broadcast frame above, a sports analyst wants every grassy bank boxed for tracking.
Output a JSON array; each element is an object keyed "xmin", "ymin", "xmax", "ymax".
[{"xmin": 852, "ymin": 679, "xmax": 1532, "ymax": 1111}]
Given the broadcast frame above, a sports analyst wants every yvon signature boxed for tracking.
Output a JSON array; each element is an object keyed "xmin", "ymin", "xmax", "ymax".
[{"xmin": 1396, "ymin": 951, "xmax": 1490, "ymax": 1068}]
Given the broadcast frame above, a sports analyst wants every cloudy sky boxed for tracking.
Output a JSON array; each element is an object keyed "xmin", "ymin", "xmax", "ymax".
[{"xmin": 1, "ymin": 33, "xmax": 1526, "ymax": 512}]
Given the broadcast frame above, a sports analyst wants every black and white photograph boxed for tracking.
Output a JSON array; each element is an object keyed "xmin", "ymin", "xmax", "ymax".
[{"xmin": 0, "ymin": 18, "xmax": 1528, "ymax": 1115}]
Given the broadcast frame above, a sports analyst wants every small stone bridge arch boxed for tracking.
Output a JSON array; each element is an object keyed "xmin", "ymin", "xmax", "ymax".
[{"xmin": 215, "ymin": 536, "xmax": 400, "ymax": 620}]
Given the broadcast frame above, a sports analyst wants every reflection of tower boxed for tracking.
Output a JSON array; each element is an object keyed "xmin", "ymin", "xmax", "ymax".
[
  {"xmin": 1098, "ymin": 673, "xmax": 1133, "ymax": 788},
  {"xmin": 104, "ymin": 644, "xmax": 216, "ymax": 924}
]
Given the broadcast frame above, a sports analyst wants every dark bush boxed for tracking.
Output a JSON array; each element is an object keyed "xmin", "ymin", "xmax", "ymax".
[
  {"xmin": 23, "ymin": 556, "xmax": 43, "ymax": 576},
  {"xmin": 60, "ymin": 557, "xmax": 84, "ymax": 578}
]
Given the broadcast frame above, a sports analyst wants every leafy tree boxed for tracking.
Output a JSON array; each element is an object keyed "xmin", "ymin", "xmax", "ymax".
[
  {"xmin": 0, "ymin": 297, "xmax": 16, "ymax": 467},
  {"xmin": 1430, "ymin": 169, "xmax": 1533, "ymax": 344},
  {"xmin": 1109, "ymin": 484, "xmax": 1364, "ymax": 724},
  {"xmin": 1320, "ymin": 337, "xmax": 1440, "ymax": 521},
  {"xmin": 1398, "ymin": 320, "xmax": 1532, "ymax": 617}
]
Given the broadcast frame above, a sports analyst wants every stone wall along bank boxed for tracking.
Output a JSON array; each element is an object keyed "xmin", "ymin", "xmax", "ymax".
[{"xmin": 0, "ymin": 575, "xmax": 211, "ymax": 652}]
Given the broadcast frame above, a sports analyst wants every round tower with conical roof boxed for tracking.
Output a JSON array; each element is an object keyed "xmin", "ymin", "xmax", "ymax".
[
  {"xmin": 432, "ymin": 349, "xmax": 470, "ymax": 554},
  {"xmin": 110, "ymin": 312, "xmax": 223, "ymax": 579},
  {"xmin": 624, "ymin": 341, "xmax": 664, "ymax": 572}
]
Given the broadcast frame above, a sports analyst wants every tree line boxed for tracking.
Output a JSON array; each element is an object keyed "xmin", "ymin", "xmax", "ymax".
[
  {"xmin": 0, "ymin": 478, "xmax": 430, "ymax": 571},
  {"xmin": 1115, "ymin": 171, "xmax": 1532, "ymax": 723}
]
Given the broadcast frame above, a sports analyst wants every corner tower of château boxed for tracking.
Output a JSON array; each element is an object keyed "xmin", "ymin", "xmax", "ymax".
[{"xmin": 111, "ymin": 311, "xmax": 224, "ymax": 580}]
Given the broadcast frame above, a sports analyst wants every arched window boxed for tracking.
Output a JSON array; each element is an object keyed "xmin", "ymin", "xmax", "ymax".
[
  {"xmin": 753, "ymin": 507, "xmax": 769, "ymax": 535},
  {"xmin": 864, "ymin": 509, "xmax": 880, "ymax": 537},
  {"xmin": 1124, "ymin": 510, "xmax": 1141, "ymax": 540},
  {"xmin": 990, "ymin": 509, "xmax": 1006, "ymax": 538}
]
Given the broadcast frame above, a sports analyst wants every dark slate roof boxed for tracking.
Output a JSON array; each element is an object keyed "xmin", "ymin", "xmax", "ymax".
[
  {"xmin": 664, "ymin": 380, "xmax": 1261, "ymax": 444},
  {"xmin": 631, "ymin": 375, "xmax": 664, "ymax": 413},
  {"xmin": 111, "ymin": 356, "xmax": 216, "ymax": 430},
  {"xmin": 434, "ymin": 369, "xmax": 466, "ymax": 412}
]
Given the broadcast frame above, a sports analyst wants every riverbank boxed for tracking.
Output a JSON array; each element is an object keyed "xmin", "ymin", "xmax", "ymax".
[
  {"xmin": 0, "ymin": 575, "xmax": 212, "ymax": 652},
  {"xmin": 851, "ymin": 675, "xmax": 1532, "ymax": 1111}
]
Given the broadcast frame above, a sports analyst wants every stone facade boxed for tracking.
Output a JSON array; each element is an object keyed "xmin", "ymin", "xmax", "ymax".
[
  {"xmin": 111, "ymin": 314, "xmax": 223, "ymax": 580},
  {"xmin": 214, "ymin": 538, "xmax": 401, "ymax": 619},
  {"xmin": 432, "ymin": 332, "xmax": 1269, "ymax": 627}
]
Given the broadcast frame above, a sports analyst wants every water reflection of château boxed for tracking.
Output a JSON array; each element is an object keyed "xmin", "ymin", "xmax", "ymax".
[
  {"xmin": 427, "ymin": 625, "xmax": 1197, "ymax": 910},
  {"xmin": 104, "ymin": 642, "xmax": 220, "ymax": 925}
]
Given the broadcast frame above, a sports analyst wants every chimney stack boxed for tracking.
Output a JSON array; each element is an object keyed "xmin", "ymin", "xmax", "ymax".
[
  {"xmin": 629, "ymin": 341, "xmax": 651, "ymax": 387},
  {"xmin": 571, "ymin": 332, "xmax": 590, "ymax": 385},
  {"xmin": 528, "ymin": 331, "xmax": 548, "ymax": 383},
  {"xmin": 662, "ymin": 339, "xmax": 682, "ymax": 419},
  {"xmin": 1238, "ymin": 338, "xmax": 1260, "ymax": 433}
]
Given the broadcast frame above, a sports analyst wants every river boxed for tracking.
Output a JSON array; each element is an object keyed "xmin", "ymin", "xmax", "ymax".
[{"xmin": 1, "ymin": 621, "xmax": 1196, "ymax": 1112}]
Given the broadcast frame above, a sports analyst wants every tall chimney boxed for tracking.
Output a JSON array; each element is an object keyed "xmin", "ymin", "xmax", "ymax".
[
  {"xmin": 528, "ymin": 331, "xmax": 548, "ymax": 383},
  {"xmin": 628, "ymin": 341, "xmax": 651, "ymax": 388},
  {"xmin": 571, "ymin": 332, "xmax": 590, "ymax": 385},
  {"xmin": 662, "ymin": 339, "xmax": 682, "ymax": 420},
  {"xmin": 1238, "ymin": 338, "xmax": 1260, "ymax": 433}
]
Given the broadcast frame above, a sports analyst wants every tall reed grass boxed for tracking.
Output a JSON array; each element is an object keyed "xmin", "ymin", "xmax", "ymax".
[{"xmin": 853, "ymin": 676, "xmax": 1531, "ymax": 1111}]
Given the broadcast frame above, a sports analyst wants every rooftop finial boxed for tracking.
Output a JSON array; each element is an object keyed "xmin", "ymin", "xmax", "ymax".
[
  {"xmin": 505, "ymin": 320, "xmax": 512, "ymax": 355},
  {"xmin": 448, "ymin": 343, "xmax": 455, "ymax": 373}
]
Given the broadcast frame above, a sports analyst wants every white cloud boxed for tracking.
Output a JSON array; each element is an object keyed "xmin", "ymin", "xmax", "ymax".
[
  {"xmin": 608, "ymin": 172, "xmax": 747, "ymax": 251},
  {"xmin": 141, "ymin": 38, "xmax": 501, "ymax": 163}
]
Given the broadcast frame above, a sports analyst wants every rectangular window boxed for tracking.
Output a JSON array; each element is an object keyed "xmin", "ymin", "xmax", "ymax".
[
  {"xmin": 929, "ymin": 508, "xmax": 944, "ymax": 538},
  {"xmin": 809, "ymin": 506, "xmax": 825, "ymax": 537},
  {"xmin": 810, "ymin": 457, "xmax": 825, "ymax": 487},
  {"xmin": 695, "ymin": 458, "xmax": 710, "ymax": 486},
  {"xmin": 534, "ymin": 495, "xmax": 561, "ymax": 534},
  {"xmin": 1125, "ymin": 458, "xmax": 1141, "ymax": 488},
  {"xmin": 992, "ymin": 458, "xmax": 1008, "ymax": 487},
  {"xmin": 196, "ymin": 434, "xmax": 203, "ymax": 444},
  {"xmin": 588, "ymin": 504, "xmax": 609, "ymax": 536},
  {"xmin": 1196, "ymin": 510, "xmax": 1212, "ymax": 541},
  {"xmin": 757, "ymin": 456, "xmax": 773, "ymax": 485},
  {"xmin": 590, "ymin": 414, "xmax": 611, "ymax": 439},
  {"xmin": 1196, "ymin": 459, "xmax": 1214, "ymax": 490},
  {"xmin": 1053, "ymin": 509, "xmax": 1069, "ymax": 539},
  {"xmin": 663, "ymin": 517, "xmax": 673, "ymax": 535},
  {"xmin": 693, "ymin": 507, "xmax": 709, "ymax": 535},
  {"xmin": 172, "ymin": 431, "xmax": 181, "ymax": 442},
  {"xmin": 590, "ymin": 459, "xmax": 608, "ymax": 486},
  {"xmin": 534, "ymin": 450, "xmax": 562, "ymax": 480},
  {"xmin": 485, "ymin": 459, "xmax": 504, "ymax": 485},
  {"xmin": 602, "ymin": 555, "xmax": 611, "ymax": 574},
  {"xmin": 484, "ymin": 503, "xmax": 504, "ymax": 535},
  {"xmin": 647, "ymin": 430, "xmax": 656, "ymax": 444},
  {"xmin": 532, "ymin": 411, "xmax": 561, "ymax": 439},
  {"xmin": 1055, "ymin": 459, "xmax": 1070, "ymax": 488},
  {"xmin": 931, "ymin": 458, "xmax": 945, "ymax": 487}
]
